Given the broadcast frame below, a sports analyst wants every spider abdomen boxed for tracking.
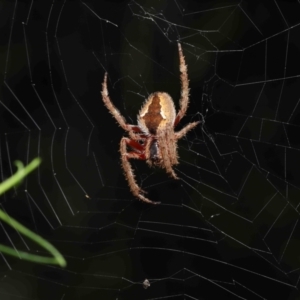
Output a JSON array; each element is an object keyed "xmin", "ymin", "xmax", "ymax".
[{"xmin": 138, "ymin": 92, "xmax": 176, "ymax": 134}]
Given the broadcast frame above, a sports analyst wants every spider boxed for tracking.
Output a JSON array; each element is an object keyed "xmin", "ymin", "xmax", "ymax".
[{"xmin": 101, "ymin": 43, "xmax": 200, "ymax": 204}]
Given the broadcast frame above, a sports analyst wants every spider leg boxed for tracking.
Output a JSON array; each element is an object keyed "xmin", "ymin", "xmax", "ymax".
[
  {"xmin": 128, "ymin": 125, "xmax": 143, "ymax": 133},
  {"xmin": 158, "ymin": 132, "xmax": 179, "ymax": 180},
  {"xmin": 120, "ymin": 137, "xmax": 161, "ymax": 205},
  {"xmin": 125, "ymin": 137, "xmax": 145, "ymax": 152},
  {"xmin": 175, "ymin": 121, "xmax": 200, "ymax": 140},
  {"xmin": 127, "ymin": 125, "xmax": 148, "ymax": 140},
  {"xmin": 101, "ymin": 73, "xmax": 140, "ymax": 140},
  {"xmin": 174, "ymin": 43, "xmax": 190, "ymax": 127}
]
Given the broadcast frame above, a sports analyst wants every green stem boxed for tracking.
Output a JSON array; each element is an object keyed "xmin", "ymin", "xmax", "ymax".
[
  {"xmin": 0, "ymin": 159, "xmax": 41, "ymax": 195},
  {"xmin": 0, "ymin": 158, "xmax": 66, "ymax": 267}
]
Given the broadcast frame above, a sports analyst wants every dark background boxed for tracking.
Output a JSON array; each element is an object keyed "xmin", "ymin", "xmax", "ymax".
[{"xmin": 1, "ymin": 0, "xmax": 300, "ymax": 299}]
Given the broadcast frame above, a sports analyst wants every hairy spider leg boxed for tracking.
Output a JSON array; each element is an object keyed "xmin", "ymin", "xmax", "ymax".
[
  {"xmin": 175, "ymin": 42, "xmax": 190, "ymax": 126},
  {"xmin": 175, "ymin": 121, "xmax": 200, "ymax": 140},
  {"xmin": 157, "ymin": 131, "xmax": 178, "ymax": 179},
  {"xmin": 101, "ymin": 73, "xmax": 141, "ymax": 140},
  {"xmin": 120, "ymin": 137, "xmax": 161, "ymax": 205},
  {"xmin": 125, "ymin": 138, "xmax": 145, "ymax": 152}
]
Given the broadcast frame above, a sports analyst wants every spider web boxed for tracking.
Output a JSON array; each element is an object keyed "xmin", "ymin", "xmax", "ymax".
[{"xmin": 1, "ymin": 0, "xmax": 300, "ymax": 299}]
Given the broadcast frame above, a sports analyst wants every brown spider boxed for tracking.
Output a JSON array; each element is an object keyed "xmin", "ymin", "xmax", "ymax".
[{"xmin": 101, "ymin": 43, "xmax": 200, "ymax": 204}]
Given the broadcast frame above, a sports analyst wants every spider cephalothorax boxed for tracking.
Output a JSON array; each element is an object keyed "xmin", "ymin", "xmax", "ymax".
[{"xmin": 101, "ymin": 43, "xmax": 199, "ymax": 204}]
